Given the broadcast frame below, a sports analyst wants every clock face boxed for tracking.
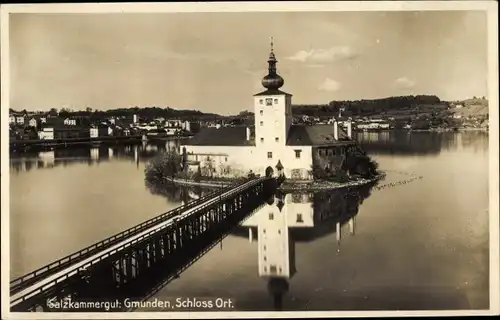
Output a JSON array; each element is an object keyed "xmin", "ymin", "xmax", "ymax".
[{"xmin": 265, "ymin": 98, "xmax": 273, "ymax": 106}]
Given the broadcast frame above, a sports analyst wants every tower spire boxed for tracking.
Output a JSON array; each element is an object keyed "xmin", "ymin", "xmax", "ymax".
[{"xmin": 262, "ymin": 37, "xmax": 284, "ymax": 90}]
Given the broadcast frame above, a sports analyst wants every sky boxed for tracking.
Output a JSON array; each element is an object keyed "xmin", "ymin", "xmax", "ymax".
[{"xmin": 8, "ymin": 10, "xmax": 489, "ymax": 115}]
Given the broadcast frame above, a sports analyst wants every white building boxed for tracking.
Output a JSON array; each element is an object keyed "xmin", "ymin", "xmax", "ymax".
[
  {"xmin": 64, "ymin": 118, "xmax": 77, "ymax": 126},
  {"xmin": 16, "ymin": 116, "xmax": 25, "ymax": 125},
  {"xmin": 9, "ymin": 115, "xmax": 16, "ymax": 124},
  {"xmin": 28, "ymin": 118, "xmax": 38, "ymax": 128},
  {"xmin": 38, "ymin": 127, "xmax": 54, "ymax": 140},
  {"xmin": 90, "ymin": 127, "xmax": 98, "ymax": 138},
  {"xmin": 180, "ymin": 41, "xmax": 355, "ymax": 180},
  {"xmin": 357, "ymin": 122, "xmax": 390, "ymax": 130}
]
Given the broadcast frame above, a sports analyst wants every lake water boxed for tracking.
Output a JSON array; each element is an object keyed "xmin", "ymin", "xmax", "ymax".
[{"xmin": 9, "ymin": 131, "xmax": 489, "ymax": 311}]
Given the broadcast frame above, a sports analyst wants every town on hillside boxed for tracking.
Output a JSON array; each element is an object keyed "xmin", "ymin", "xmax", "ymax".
[{"xmin": 8, "ymin": 95, "xmax": 489, "ymax": 142}]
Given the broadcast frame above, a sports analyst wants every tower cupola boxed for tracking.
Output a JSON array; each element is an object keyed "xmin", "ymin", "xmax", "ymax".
[{"xmin": 261, "ymin": 37, "xmax": 284, "ymax": 90}]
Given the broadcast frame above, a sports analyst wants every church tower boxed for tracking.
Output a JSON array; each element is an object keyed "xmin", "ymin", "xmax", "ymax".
[{"xmin": 254, "ymin": 38, "xmax": 293, "ymax": 175}]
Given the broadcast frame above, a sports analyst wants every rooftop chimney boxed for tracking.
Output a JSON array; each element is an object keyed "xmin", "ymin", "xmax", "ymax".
[
  {"xmin": 246, "ymin": 127, "xmax": 251, "ymax": 140},
  {"xmin": 333, "ymin": 121, "xmax": 339, "ymax": 140}
]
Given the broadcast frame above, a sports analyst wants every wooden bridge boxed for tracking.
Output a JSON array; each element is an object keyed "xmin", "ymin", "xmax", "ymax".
[{"xmin": 10, "ymin": 177, "xmax": 275, "ymax": 312}]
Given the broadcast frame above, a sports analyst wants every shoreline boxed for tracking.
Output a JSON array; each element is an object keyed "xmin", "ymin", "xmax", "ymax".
[
  {"xmin": 166, "ymin": 174, "xmax": 384, "ymax": 191},
  {"xmin": 9, "ymin": 134, "xmax": 194, "ymax": 152}
]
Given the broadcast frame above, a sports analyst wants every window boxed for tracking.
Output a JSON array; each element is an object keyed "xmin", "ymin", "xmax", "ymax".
[
  {"xmin": 297, "ymin": 213, "xmax": 304, "ymax": 223},
  {"xmin": 278, "ymin": 229, "xmax": 281, "ymax": 235},
  {"xmin": 295, "ymin": 150, "xmax": 301, "ymax": 159},
  {"xmin": 260, "ymin": 110, "xmax": 263, "ymax": 115},
  {"xmin": 275, "ymin": 137, "xmax": 279, "ymax": 142},
  {"xmin": 266, "ymin": 98, "xmax": 273, "ymax": 106},
  {"xmin": 270, "ymin": 265, "xmax": 277, "ymax": 274},
  {"xmin": 259, "ymin": 99, "xmax": 263, "ymax": 104},
  {"xmin": 269, "ymin": 213, "xmax": 274, "ymax": 220},
  {"xmin": 264, "ymin": 256, "xmax": 267, "ymax": 261},
  {"xmin": 225, "ymin": 157, "xmax": 228, "ymax": 162},
  {"xmin": 260, "ymin": 121, "xmax": 263, "ymax": 126},
  {"xmin": 274, "ymin": 99, "xmax": 278, "ymax": 104},
  {"xmin": 260, "ymin": 137, "xmax": 264, "ymax": 143},
  {"xmin": 267, "ymin": 152, "xmax": 273, "ymax": 159}
]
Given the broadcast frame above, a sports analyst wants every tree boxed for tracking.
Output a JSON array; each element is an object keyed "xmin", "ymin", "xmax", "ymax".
[{"xmin": 49, "ymin": 108, "xmax": 58, "ymax": 116}]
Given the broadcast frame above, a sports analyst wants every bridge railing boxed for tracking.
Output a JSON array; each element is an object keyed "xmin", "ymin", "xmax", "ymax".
[
  {"xmin": 10, "ymin": 177, "xmax": 255, "ymax": 293},
  {"xmin": 10, "ymin": 177, "xmax": 269, "ymax": 307}
]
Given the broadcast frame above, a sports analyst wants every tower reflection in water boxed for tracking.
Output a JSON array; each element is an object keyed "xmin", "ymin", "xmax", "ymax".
[
  {"xmin": 145, "ymin": 178, "xmax": 375, "ymax": 311},
  {"xmin": 233, "ymin": 183, "xmax": 375, "ymax": 310}
]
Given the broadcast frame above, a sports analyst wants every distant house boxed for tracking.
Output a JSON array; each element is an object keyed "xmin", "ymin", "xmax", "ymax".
[
  {"xmin": 54, "ymin": 126, "xmax": 89, "ymax": 139},
  {"xmin": 45, "ymin": 117, "xmax": 65, "ymax": 128},
  {"xmin": 16, "ymin": 116, "xmax": 25, "ymax": 125},
  {"xmin": 357, "ymin": 122, "xmax": 390, "ymax": 130},
  {"xmin": 28, "ymin": 118, "xmax": 38, "ymax": 128},
  {"xmin": 90, "ymin": 125, "xmax": 112, "ymax": 138},
  {"xmin": 182, "ymin": 121, "xmax": 201, "ymax": 133},
  {"xmin": 64, "ymin": 118, "xmax": 77, "ymax": 126},
  {"xmin": 38, "ymin": 128, "xmax": 54, "ymax": 140},
  {"xmin": 455, "ymin": 104, "xmax": 464, "ymax": 109},
  {"xmin": 9, "ymin": 115, "xmax": 16, "ymax": 124},
  {"xmin": 90, "ymin": 127, "xmax": 98, "ymax": 138}
]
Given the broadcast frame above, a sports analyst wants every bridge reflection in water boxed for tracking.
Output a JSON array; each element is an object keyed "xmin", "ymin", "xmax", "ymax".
[{"xmin": 10, "ymin": 177, "xmax": 276, "ymax": 312}]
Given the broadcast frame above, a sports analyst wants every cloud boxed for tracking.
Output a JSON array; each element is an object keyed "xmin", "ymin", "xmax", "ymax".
[
  {"xmin": 318, "ymin": 78, "xmax": 341, "ymax": 92},
  {"xmin": 394, "ymin": 77, "xmax": 416, "ymax": 89},
  {"xmin": 287, "ymin": 46, "xmax": 358, "ymax": 64}
]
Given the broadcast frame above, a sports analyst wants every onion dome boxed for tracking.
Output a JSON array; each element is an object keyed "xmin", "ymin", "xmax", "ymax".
[{"xmin": 261, "ymin": 37, "xmax": 284, "ymax": 90}]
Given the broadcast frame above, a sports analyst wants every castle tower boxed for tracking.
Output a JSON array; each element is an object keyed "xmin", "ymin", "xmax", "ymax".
[{"xmin": 254, "ymin": 38, "xmax": 293, "ymax": 176}]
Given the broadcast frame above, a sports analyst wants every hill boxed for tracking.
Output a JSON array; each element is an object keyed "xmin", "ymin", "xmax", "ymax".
[
  {"xmin": 292, "ymin": 95, "xmax": 444, "ymax": 117},
  {"xmin": 450, "ymin": 98, "xmax": 489, "ymax": 118}
]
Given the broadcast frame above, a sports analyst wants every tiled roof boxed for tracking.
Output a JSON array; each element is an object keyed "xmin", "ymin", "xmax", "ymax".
[
  {"xmin": 286, "ymin": 124, "xmax": 355, "ymax": 146},
  {"xmin": 183, "ymin": 126, "xmax": 256, "ymax": 146},
  {"xmin": 254, "ymin": 89, "xmax": 292, "ymax": 96}
]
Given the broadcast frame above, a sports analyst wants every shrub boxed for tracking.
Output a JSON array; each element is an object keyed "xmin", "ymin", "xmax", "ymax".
[
  {"xmin": 144, "ymin": 151, "xmax": 183, "ymax": 184},
  {"xmin": 330, "ymin": 170, "xmax": 350, "ymax": 183}
]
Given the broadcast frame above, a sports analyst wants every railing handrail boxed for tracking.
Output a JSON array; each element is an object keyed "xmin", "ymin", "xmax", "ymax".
[
  {"xmin": 10, "ymin": 177, "xmax": 254, "ymax": 291},
  {"xmin": 10, "ymin": 177, "xmax": 268, "ymax": 305}
]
